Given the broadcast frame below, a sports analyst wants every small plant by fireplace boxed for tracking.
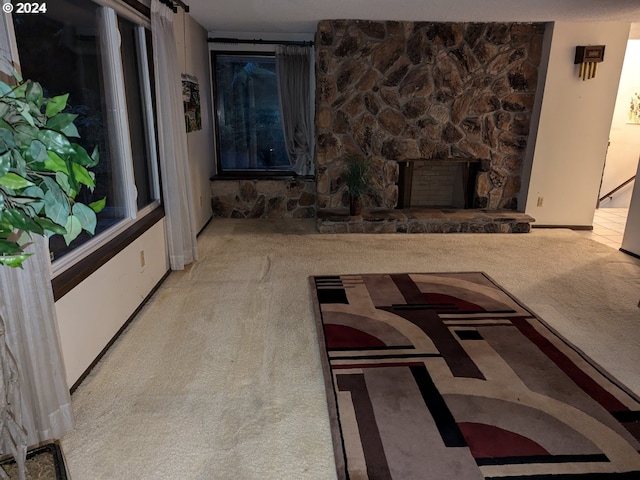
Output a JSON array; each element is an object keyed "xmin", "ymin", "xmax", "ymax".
[{"xmin": 342, "ymin": 154, "xmax": 373, "ymax": 215}]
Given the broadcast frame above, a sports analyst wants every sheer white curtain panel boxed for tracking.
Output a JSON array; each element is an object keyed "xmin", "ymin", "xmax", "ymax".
[
  {"xmin": 0, "ymin": 236, "xmax": 74, "ymax": 448},
  {"xmin": 150, "ymin": 0, "xmax": 198, "ymax": 270},
  {"xmin": 275, "ymin": 45, "xmax": 314, "ymax": 176}
]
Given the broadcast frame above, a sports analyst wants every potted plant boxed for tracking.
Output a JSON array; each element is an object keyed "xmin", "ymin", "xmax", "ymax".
[
  {"xmin": 0, "ymin": 73, "xmax": 103, "ymax": 479},
  {"xmin": 342, "ymin": 154, "xmax": 372, "ymax": 216}
]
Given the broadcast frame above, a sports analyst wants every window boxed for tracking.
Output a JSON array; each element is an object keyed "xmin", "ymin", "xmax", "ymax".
[
  {"xmin": 213, "ymin": 53, "xmax": 290, "ymax": 174},
  {"xmin": 12, "ymin": 0, "xmax": 160, "ymax": 271}
]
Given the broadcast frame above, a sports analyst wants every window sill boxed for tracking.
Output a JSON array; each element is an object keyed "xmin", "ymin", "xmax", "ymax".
[
  {"xmin": 210, "ymin": 173, "xmax": 315, "ymax": 181},
  {"xmin": 52, "ymin": 206, "xmax": 165, "ymax": 301}
]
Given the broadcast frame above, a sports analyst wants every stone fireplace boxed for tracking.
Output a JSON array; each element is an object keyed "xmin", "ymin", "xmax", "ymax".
[{"xmin": 315, "ymin": 20, "xmax": 544, "ymax": 212}]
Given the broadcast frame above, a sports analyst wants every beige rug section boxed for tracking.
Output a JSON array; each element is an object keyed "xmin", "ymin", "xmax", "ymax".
[{"xmin": 61, "ymin": 220, "xmax": 640, "ymax": 480}]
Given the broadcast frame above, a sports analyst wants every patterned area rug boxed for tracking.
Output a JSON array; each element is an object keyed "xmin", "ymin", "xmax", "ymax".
[
  {"xmin": 310, "ymin": 272, "xmax": 640, "ymax": 480},
  {"xmin": 0, "ymin": 443, "xmax": 67, "ymax": 480}
]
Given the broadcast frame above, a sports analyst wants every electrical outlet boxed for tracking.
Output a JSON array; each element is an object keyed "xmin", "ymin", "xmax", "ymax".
[
  {"xmin": 140, "ymin": 250, "xmax": 145, "ymax": 268},
  {"xmin": 537, "ymin": 197, "xmax": 544, "ymax": 207}
]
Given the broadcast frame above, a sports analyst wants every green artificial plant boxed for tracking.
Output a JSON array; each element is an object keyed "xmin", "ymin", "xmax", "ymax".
[
  {"xmin": 0, "ymin": 73, "xmax": 105, "ymax": 268},
  {"xmin": 342, "ymin": 154, "xmax": 372, "ymax": 215}
]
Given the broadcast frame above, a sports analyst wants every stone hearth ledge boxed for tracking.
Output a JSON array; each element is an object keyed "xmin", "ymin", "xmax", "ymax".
[{"xmin": 316, "ymin": 208, "xmax": 534, "ymax": 233}]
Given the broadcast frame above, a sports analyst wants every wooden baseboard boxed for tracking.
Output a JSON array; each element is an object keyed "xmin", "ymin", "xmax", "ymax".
[{"xmin": 531, "ymin": 225, "xmax": 593, "ymax": 230}]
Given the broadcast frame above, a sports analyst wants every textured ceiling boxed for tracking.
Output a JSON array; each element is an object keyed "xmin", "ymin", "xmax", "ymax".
[{"xmin": 185, "ymin": 0, "xmax": 640, "ymax": 35}]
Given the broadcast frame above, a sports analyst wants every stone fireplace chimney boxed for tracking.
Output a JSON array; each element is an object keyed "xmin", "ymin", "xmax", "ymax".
[{"xmin": 314, "ymin": 20, "xmax": 544, "ymax": 212}]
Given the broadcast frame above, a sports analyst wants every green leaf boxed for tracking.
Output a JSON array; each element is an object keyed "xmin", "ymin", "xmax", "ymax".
[
  {"xmin": 0, "ymin": 81, "xmax": 12, "ymax": 97},
  {"xmin": 13, "ymin": 123, "xmax": 39, "ymax": 147},
  {"xmin": 42, "ymin": 176, "xmax": 66, "ymax": 203},
  {"xmin": 13, "ymin": 83, "xmax": 27, "ymax": 99},
  {"xmin": 90, "ymin": 146, "xmax": 99, "ymax": 166},
  {"xmin": 37, "ymin": 129, "xmax": 75, "ymax": 156},
  {"xmin": 46, "ymin": 113, "xmax": 79, "ymax": 137},
  {"xmin": 46, "ymin": 93, "xmax": 69, "ymax": 117},
  {"xmin": 71, "ymin": 162, "xmax": 95, "ymax": 187},
  {"xmin": 55, "ymin": 171, "xmax": 76, "ymax": 198},
  {"xmin": 72, "ymin": 203, "xmax": 97, "ymax": 235},
  {"xmin": 70, "ymin": 143, "xmax": 96, "ymax": 167},
  {"xmin": 0, "ymin": 151, "xmax": 11, "ymax": 177},
  {"xmin": 42, "ymin": 178, "xmax": 70, "ymax": 226},
  {"xmin": 88, "ymin": 197, "xmax": 106, "ymax": 213},
  {"xmin": 44, "ymin": 151, "xmax": 69, "ymax": 174},
  {"xmin": 17, "ymin": 103, "xmax": 35, "ymax": 127},
  {"xmin": 11, "ymin": 150, "xmax": 27, "ymax": 177},
  {"xmin": 62, "ymin": 215, "xmax": 82, "ymax": 245},
  {"xmin": 21, "ymin": 186, "xmax": 44, "ymax": 199},
  {"xmin": 0, "ymin": 172, "xmax": 34, "ymax": 190},
  {"xmin": 27, "ymin": 139, "xmax": 48, "ymax": 163},
  {"xmin": 0, "ymin": 127, "xmax": 16, "ymax": 150},
  {"xmin": 25, "ymin": 81, "xmax": 43, "ymax": 106},
  {"xmin": 34, "ymin": 216, "xmax": 67, "ymax": 235},
  {"xmin": 2, "ymin": 208, "xmax": 44, "ymax": 234},
  {"xmin": 20, "ymin": 186, "xmax": 45, "ymax": 213},
  {"xmin": 0, "ymin": 252, "xmax": 32, "ymax": 268},
  {"xmin": 0, "ymin": 239, "xmax": 22, "ymax": 254}
]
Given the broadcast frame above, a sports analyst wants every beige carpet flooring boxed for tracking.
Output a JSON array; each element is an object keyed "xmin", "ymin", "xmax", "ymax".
[{"xmin": 61, "ymin": 219, "xmax": 640, "ymax": 479}]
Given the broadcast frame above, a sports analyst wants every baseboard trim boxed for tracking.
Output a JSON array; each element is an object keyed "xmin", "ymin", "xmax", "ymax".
[
  {"xmin": 531, "ymin": 225, "xmax": 593, "ymax": 230},
  {"xmin": 620, "ymin": 248, "xmax": 640, "ymax": 260},
  {"xmin": 69, "ymin": 269, "xmax": 172, "ymax": 394}
]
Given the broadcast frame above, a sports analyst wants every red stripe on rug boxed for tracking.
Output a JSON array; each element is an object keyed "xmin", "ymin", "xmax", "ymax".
[
  {"xmin": 459, "ymin": 422, "xmax": 549, "ymax": 458},
  {"xmin": 324, "ymin": 324, "xmax": 386, "ymax": 349},
  {"xmin": 512, "ymin": 318, "xmax": 628, "ymax": 413},
  {"xmin": 424, "ymin": 292, "xmax": 483, "ymax": 312}
]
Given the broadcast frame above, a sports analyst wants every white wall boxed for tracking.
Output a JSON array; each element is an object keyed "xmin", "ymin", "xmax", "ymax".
[
  {"xmin": 600, "ymin": 39, "xmax": 640, "ymax": 208},
  {"xmin": 174, "ymin": 11, "xmax": 215, "ymax": 232},
  {"xmin": 525, "ymin": 22, "xmax": 630, "ymax": 226},
  {"xmin": 621, "ymin": 159, "xmax": 640, "ymax": 256},
  {"xmin": 55, "ymin": 219, "xmax": 169, "ymax": 387}
]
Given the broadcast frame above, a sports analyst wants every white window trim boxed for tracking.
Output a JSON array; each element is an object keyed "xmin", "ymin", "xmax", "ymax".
[{"xmin": 99, "ymin": 7, "xmax": 139, "ymax": 220}]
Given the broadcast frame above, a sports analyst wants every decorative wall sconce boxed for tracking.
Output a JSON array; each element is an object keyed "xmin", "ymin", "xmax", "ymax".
[{"xmin": 574, "ymin": 45, "xmax": 605, "ymax": 81}]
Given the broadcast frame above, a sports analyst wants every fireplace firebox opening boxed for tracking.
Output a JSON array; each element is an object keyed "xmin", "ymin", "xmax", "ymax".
[{"xmin": 396, "ymin": 158, "xmax": 480, "ymax": 209}]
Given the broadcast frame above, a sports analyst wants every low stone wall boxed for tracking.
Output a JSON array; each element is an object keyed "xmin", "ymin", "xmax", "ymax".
[{"xmin": 211, "ymin": 178, "xmax": 316, "ymax": 218}]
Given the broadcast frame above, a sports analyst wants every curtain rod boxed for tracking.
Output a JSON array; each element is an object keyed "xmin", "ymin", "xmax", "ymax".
[
  {"xmin": 208, "ymin": 37, "xmax": 314, "ymax": 47},
  {"xmin": 159, "ymin": 0, "xmax": 189, "ymax": 13}
]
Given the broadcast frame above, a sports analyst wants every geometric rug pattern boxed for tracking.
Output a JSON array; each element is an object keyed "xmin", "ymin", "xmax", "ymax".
[{"xmin": 310, "ymin": 272, "xmax": 640, "ymax": 480}]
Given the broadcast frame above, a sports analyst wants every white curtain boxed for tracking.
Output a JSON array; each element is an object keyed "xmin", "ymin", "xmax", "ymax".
[
  {"xmin": 0, "ymin": 236, "xmax": 74, "ymax": 448},
  {"xmin": 275, "ymin": 45, "xmax": 314, "ymax": 176},
  {"xmin": 151, "ymin": 0, "xmax": 198, "ymax": 270}
]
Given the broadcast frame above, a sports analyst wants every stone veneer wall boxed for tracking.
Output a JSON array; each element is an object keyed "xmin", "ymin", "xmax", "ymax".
[
  {"xmin": 315, "ymin": 20, "xmax": 544, "ymax": 211},
  {"xmin": 211, "ymin": 179, "xmax": 316, "ymax": 218}
]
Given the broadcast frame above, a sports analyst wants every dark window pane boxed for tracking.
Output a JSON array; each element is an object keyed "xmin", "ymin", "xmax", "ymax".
[
  {"xmin": 118, "ymin": 17, "xmax": 157, "ymax": 210},
  {"xmin": 13, "ymin": 0, "xmax": 126, "ymax": 261},
  {"xmin": 214, "ymin": 55, "xmax": 290, "ymax": 172}
]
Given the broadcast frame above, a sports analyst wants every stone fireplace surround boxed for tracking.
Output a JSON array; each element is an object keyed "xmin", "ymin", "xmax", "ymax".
[{"xmin": 314, "ymin": 20, "xmax": 544, "ymax": 215}]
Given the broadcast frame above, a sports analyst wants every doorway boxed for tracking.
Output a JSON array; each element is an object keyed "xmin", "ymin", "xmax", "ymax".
[{"xmin": 595, "ymin": 24, "xmax": 640, "ymax": 249}]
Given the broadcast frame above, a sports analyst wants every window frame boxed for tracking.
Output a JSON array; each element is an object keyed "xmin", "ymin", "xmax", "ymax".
[
  {"xmin": 211, "ymin": 50, "xmax": 294, "ymax": 179},
  {"xmin": 8, "ymin": 0, "xmax": 164, "ymax": 295}
]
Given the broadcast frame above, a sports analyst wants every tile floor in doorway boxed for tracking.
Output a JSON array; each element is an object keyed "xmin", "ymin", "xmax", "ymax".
[{"xmin": 574, "ymin": 207, "xmax": 629, "ymax": 250}]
